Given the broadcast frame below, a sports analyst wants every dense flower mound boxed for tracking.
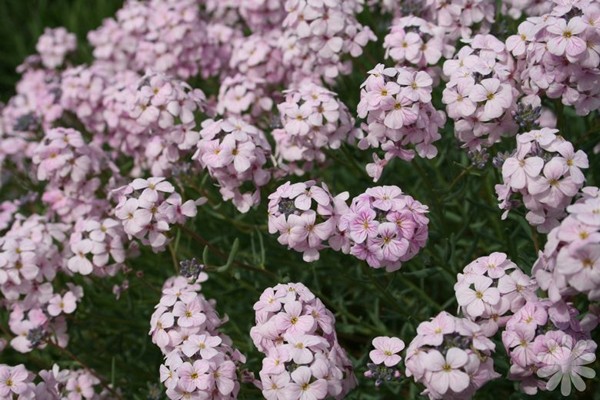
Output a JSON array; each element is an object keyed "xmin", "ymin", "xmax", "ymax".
[
  {"xmin": 0, "ymin": 214, "xmax": 77, "ymax": 353},
  {"xmin": 442, "ymin": 34, "xmax": 519, "ymax": 150},
  {"xmin": 32, "ymin": 127, "xmax": 115, "ymax": 224},
  {"xmin": 267, "ymin": 180, "xmax": 348, "ymax": 262},
  {"xmin": 339, "ymin": 185, "xmax": 429, "ymax": 272},
  {"xmin": 0, "ymin": 363, "xmax": 111, "ymax": 399},
  {"xmin": 88, "ymin": 0, "xmax": 207, "ymax": 79},
  {"xmin": 508, "ymin": 1, "xmax": 600, "ymax": 116},
  {"xmin": 533, "ymin": 186, "xmax": 600, "ymax": 302},
  {"xmin": 501, "ymin": 297, "xmax": 597, "ymax": 396},
  {"xmin": 404, "ymin": 311, "xmax": 499, "ymax": 399},
  {"xmin": 35, "ymin": 27, "xmax": 77, "ymax": 69},
  {"xmin": 0, "ymin": 0, "xmax": 600, "ymax": 398},
  {"xmin": 150, "ymin": 270, "xmax": 246, "ymax": 400},
  {"xmin": 113, "ymin": 177, "xmax": 199, "ymax": 252},
  {"xmin": 384, "ymin": 15, "xmax": 452, "ymax": 71},
  {"xmin": 374, "ymin": 0, "xmax": 495, "ymax": 40},
  {"xmin": 357, "ymin": 64, "xmax": 445, "ymax": 181},
  {"xmin": 273, "ymin": 80, "xmax": 358, "ymax": 174},
  {"xmin": 280, "ymin": 0, "xmax": 376, "ymax": 82},
  {"xmin": 192, "ymin": 118, "xmax": 272, "ymax": 213},
  {"xmin": 250, "ymin": 282, "xmax": 357, "ymax": 400},
  {"xmin": 454, "ymin": 252, "xmax": 537, "ymax": 336},
  {"xmin": 495, "ymin": 128, "xmax": 589, "ymax": 233}
]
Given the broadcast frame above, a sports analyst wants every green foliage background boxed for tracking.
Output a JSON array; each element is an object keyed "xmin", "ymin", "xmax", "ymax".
[{"xmin": 0, "ymin": 1, "xmax": 599, "ymax": 399}]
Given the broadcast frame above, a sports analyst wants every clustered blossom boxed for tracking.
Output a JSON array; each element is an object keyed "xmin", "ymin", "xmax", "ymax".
[
  {"xmin": 149, "ymin": 274, "xmax": 246, "ymax": 400},
  {"xmin": 280, "ymin": 0, "xmax": 376, "ymax": 82},
  {"xmin": 339, "ymin": 185, "xmax": 429, "ymax": 272},
  {"xmin": 442, "ymin": 34, "xmax": 519, "ymax": 150},
  {"xmin": 501, "ymin": 298, "xmax": 597, "ymax": 395},
  {"xmin": 384, "ymin": 16, "xmax": 452, "ymax": 71},
  {"xmin": 193, "ymin": 118, "xmax": 271, "ymax": 213},
  {"xmin": 495, "ymin": 128, "xmax": 589, "ymax": 232},
  {"xmin": 229, "ymin": 31, "xmax": 287, "ymax": 85},
  {"xmin": 88, "ymin": 0, "xmax": 207, "ymax": 79},
  {"xmin": 216, "ymin": 74, "xmax": 273, "ymax": 119},
  {"xmin": 405, "ymin": 311, "xmax": 499, "ymax": 399},
  {"xmin": 250, "ymin": 282, "xmax": 357, "ymax": 400},
  {"xmin": 533, "ymin": 187, "xmax": 600, "ymax": 302},
  {"xmin": 267, "ymin": 181, "xmax": 348, "ymax": 262},
  {"xmin": 238, "ymin": 0, "xmax": 286, "ymax": 32},
  {"xmin": 374, "ymin": 0, "xmax": 495, "ymax": 40},
  {"xmin": 35, "ymin": 27, "xmax": 77, "ymax": 69},
  {"xmin": 114, "ymin": 177, "xmax": 199, "ymax": 252},
  {"xmin": 273, "ymin": 81, "xmax": 358, "ymax": 174},
  {"xmin": 0, "ymin": 214, "xmax": 80, "ymax": 353},
  {"xmin": 32, "ymin": 127, "xmax": 113, "ymax": 223},
  {"xmin": 455, "ymin": 252, "xmax": 537, "ymax": 336},
  {"xmin": 357, "ymin": 64, "xmax": 445, "ymax": 181},
  {"xmin": 364, "ymin": 336, "xmax": 405, "ymax": 387},
  {"xmin": 508, "ymin": 1, "xmax": 600, "ymax": 116},
  {"xmin": 0, "ymin": 363, "xmax": 110, "ymax": 399}
]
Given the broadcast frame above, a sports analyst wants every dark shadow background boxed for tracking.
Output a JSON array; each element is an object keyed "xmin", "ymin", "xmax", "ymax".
[{"xmin": 0, "ymin": 0, "xmax": 123, "ymax": 101}]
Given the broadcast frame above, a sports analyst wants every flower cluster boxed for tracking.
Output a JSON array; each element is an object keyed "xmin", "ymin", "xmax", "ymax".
[
  {"xmin": 0, "ymin": 363, "xmax": 111, "ymax": 399},
  {"xmin": 533, "ymin": 187, "xmax": 600, "ymax": 302},
  {"xmin": 339, "ymin": 185, "xmax": 429, "ymax": 272},
  {"xmin": 280, "ymin": 0, "xmax": 376, "ymax": 82},
  {"xmin": 239, "ymin": 0, "xmax": 286, "ymax": 33},
  {"xmin": 192, "ymin": 118, "xmax": 272, "ymax": 213},
  {"xmin": 149, "ymin": 274, "xmax": 245, "ymax": 400},
  {"xmin": 374, "ymin": 0, "xmax": 495, "ymax": 41},
  {"xmin": 114, "ymin": 177, "xmax": 199, "ymax": 252},
  {"xmin": 455, "ymin": 252, "xmax": 537, "ymax": 336},
  {"xmin": 357, "ymin": 64, "xmax": 445, "ymax": 181},
  {"xmin": 35, "ymin": 27, "xmax": 77, "ymax": 69},
  {"xmin": 364, "ymin": 336, "xmax": 404, "ymax": 387},
  {"xmin": 384, "ymin": 16, "xmax": 451, "ymax": 70},
  {"xmin": 229, "ymin": 30, "xmax": 287, "ymax": 85},
  {"xmin": 0, "ymin": 214, "xmax": 79, "ymax": 353},
  {"xmin": 495, "ymin": 128, "xmax": 589, "ymax": 232},
  {"xmin": 273, "ymin": 80, "xmax": 358, "ymax": 174},
  {"xmin": 267, "ymin": 181, "xmax": 348, "ymax": 262},
  {"xmin": 501, "ymin": 298, "xmax": 597, "ymax": 395},
  {"xmin": 216, "ymin": 74, "xmax": 273, "ymax": 119},
  {"xmin": 251, "ymin": 282, "xmax": 357, "ymax": 400},
  {"xmin": 66, "ymin": 218, "xmax": 129, "ymax": 276},
  {"xmin": 508, "ymin": 1, "xmax": 600, "ymax": 116},
  {"xmin": 442, "ymin": 34, "xmax": 519, "ymax": 150},
  {"xmin": 405, "ymin": 311, "xmax": 499, "ymax": 399},
  {"xmin": 88, "ymin": 0, "xmax": 206, "ymax": 79}
]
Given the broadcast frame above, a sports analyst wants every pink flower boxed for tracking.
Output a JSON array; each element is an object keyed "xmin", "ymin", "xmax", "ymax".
[
  {"xmin": 173, "ymin": 300, "xmax": 206, "ymax": 328},
  {"xmin": 383, "ymin": 96, "xmax": 418, "ymax": 129},
  {"xmin": 348, "ymin": 208, "xmax": 379, "ymax": 243},
  {"xmin": 0, "ymin": 365, "xmax": 29, "ymax": 397},
  {"xmin": 275, "ymin": 301, "xmax": 315, "ymax": 335},
  {"xmin": 285, "ymin": 366, "xmax": 328, "ymax": 400},
  {"xmin": 131, "ymin": 177, "xmax": 175, "ymax": 203},
  {"xmin": 426, "ymin": 348, "xmax": 470, "ymax": 394},
  {"xmin": 182, "ymin": 334, "xmax": 222, "ymax": 359},
  {"xmin": 547, "ymin": 17, "xmax": 588, "ymax": 57},
  {"xmin": 47, "ymin": 292, "xmax": 77, "ymax": 316},
  {"xmin": 178, "ymin": 360, "xmax": 208, "ymax": 392},
  {"xmin": 502, "ymin": 156, "xmax": 544, "ymax": 190},
  {"xmin": 67, "ymin": 240, "xmax": 94, "ymax": 275},
  {"xmin": 416, "ymin": 311, "xmax": 455, "ymax": 346},
  {"xmin": 369, "ymin": 336, "xmax": 405, "ymax": 367},
  {"xmin": 528, "ymin": 158, "xmax": 578, "ymax": 208},
  {"xmin": 469, "ymin": 78, "xmax": 513, "ymax": 121},
  {"xmin": 456, "ymin": 275, "xmax": 500, "ymax": 318}
]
